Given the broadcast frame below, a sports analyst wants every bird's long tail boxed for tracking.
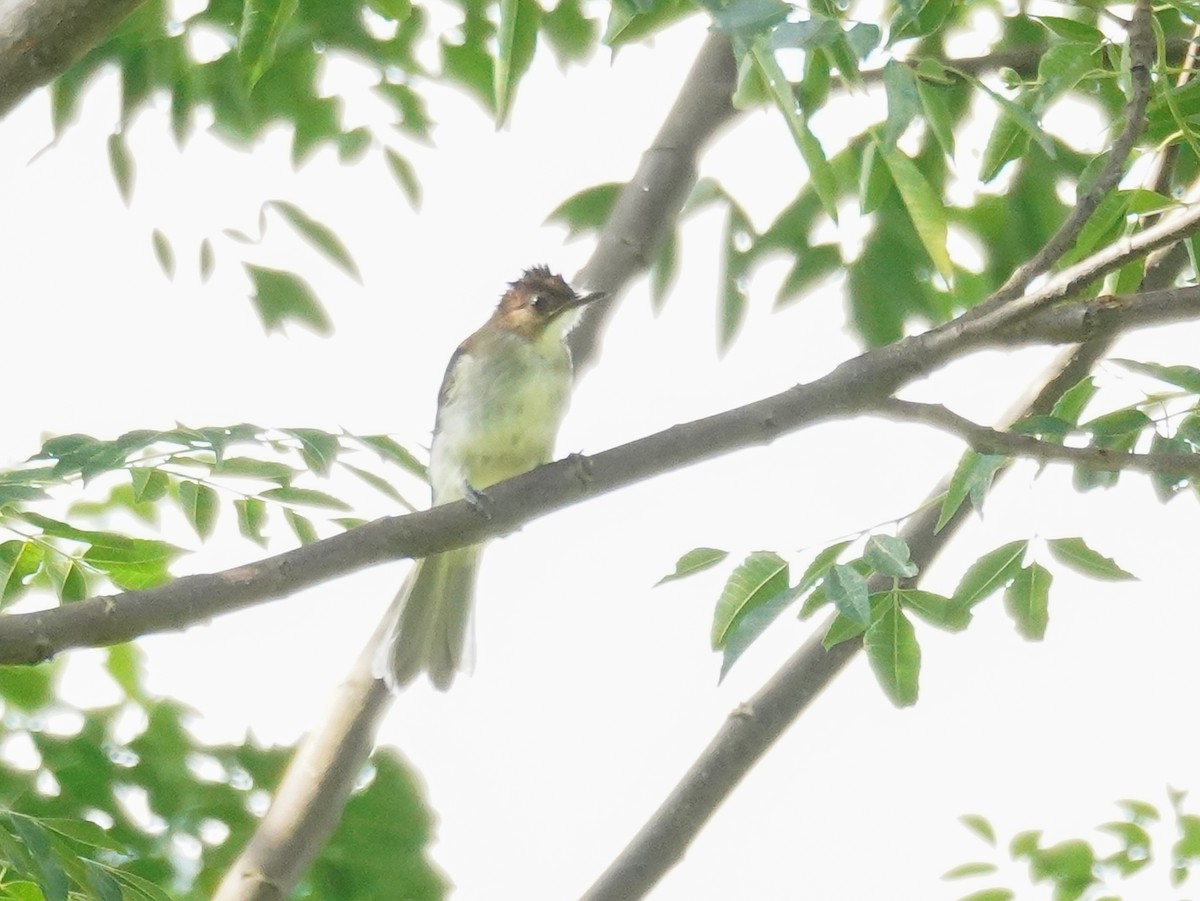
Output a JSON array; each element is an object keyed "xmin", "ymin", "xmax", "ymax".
[{"xmin": 381, "ymin": 545, "xmax": 480, "ymax": 690}]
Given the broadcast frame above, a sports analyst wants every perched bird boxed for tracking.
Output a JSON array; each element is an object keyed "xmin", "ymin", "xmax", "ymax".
[{"xmin": 381, "ymin": 266, "xmax": 605, "ymax": 689}]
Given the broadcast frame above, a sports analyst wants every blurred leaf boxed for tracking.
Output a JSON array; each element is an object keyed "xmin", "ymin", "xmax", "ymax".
[
  {"xmin": 545, "ymin": 183, "xmax": 621, "ymax": 238},
  {"xmin": 961, "ymin": 813, "xmax": 997, "ymax": 844},
  {"xmin": 864, "ymin": 601, "xmax": 920, "ymax": 706},
  {"xmin": 0, "ymin": 541, "xmax": 42, "ymax": 605},
  {"xmin": 130, "ymin": 468, "xmax": 169, "ymax": 503},
  {"xmin": 245, "ymin": 265, "xmax": 330, "ymax": 334},
  {"xmin": 106, "ymin": 133, "xmax": 134, "ymax": 205},
  {"xmin": 876, "ymin": 139, "xmax": 953, "ymax": 282},
  {"xmin": 882, "ymin": 60, "xmax": 921, "ymax": 146},
  {"xmin": 383, "ymin": 148, "xmax": 422, "ymax": 207},
  {"xmin": 750, "ymin": 43, "xmax": 839, "ymax": 221},
  {"xmin": 261, "ymin": 486, "xmax": 351, "ymax": 510},
  {"xmin": 495, "ymin": 0, "xmax": 541, "ymax": 125},
  {"xmin": 8, "ymin": 816, "xmax": 68, "ymax": 901},
  {"xmin": 795, "ymin": 539, "xmax": 853, "ymax": 601},
  {"xmin": 356, "ymin": 434, "xmax": 428, "ymax": 480},
  {"xmin": 104, "ymin": 643, "xmax": 144, "ymax": 700},
  {"xmin": 1034, "ymin": 15, "xmax": 1104, "ymax": 43},
  {"xmin": 268, "ymin": 201, "xmax": 360, "ymax": 280},
  {"xmin": 1051, "ymin": 376, "xmax": 1097, "ymax": 424},
  {"xmin": 942, "ymin": 861, "xmax": 997, "ymax": 879},
  {"xmin": 711, "ymin": 552, "xmax": 789, "ymax": 648},
  {"xmin": 239, "ymin": 0, "xmax": 299, "ymax": 88},
  {"xmin": 1046, "ymin": 537, "xmax": 1136, "ymax": 581},
  {"xmin": 1004, "ymin": 562, "xmax": 1052, "ymax": 640},
  {"xmin": 542, "ymin": 0, "xmax": 598, "ymax": 63},
  {"xmin": 657, "ymin": 548, "xmax": 729, "ymax": 586},
  {"xmin": 151, "ymin": 230, "xmax": 174, "ymax": 280},
  {"xmin": 1111, "ymin": 359, "xmax": 1200, "ymax": 393},
  {"xmin": 199, "ymin": 239, "xmax": 215, "ymax": 282}
]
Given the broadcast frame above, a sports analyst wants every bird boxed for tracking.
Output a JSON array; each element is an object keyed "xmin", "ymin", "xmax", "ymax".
[{"xmin": 380, "ymin": 266, "xmax": 606, "ymax": 689}]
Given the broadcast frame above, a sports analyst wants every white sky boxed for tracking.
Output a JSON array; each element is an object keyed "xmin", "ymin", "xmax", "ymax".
[{"xmin": 1, "ymin": 10, "xmax": 1199, "ymax": 900}]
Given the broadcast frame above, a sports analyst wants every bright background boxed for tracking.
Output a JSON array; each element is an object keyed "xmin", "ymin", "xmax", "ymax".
[{"xmin": 2, "ymin": 12, "xmax": 1199, "ymax": 899}]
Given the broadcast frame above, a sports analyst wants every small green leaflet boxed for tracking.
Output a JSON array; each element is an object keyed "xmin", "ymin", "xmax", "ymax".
[
  {"xmin": 795, "ymin": 539, "xmax": 853, "ymax": 598},
  {"xmin": 960, "ymin": 813, "xmax": 997, "ymax": 845},
  {"xmin": 864, "ymin": 602, "xmax": 920, "ymax": 707},
  {"xmin": 384, "ymin": 148, "xmax": 422, "ymax": 207},
  {"xmin": 896, "ymin": 588, "xmax": 970, "ymax": 631},
  {"xmin": 1110, "ymin": 359, "xmax": 1200, "ymax": 394},
  {"xmin": 106, "ymin": 132, "xmax": 134, "ymax": 205},
  {"xmin": 494, "ymin": 0, "xmax": 540, "ymax": 126},
  {"xmin": 952, "ymin": 540, "xmax": 1027, "ymax": 607},
  {"xmin": 268, "ymin": 201, "xmax": 361, "ymax": 281},
  {"xmin": 876, "ymin": 138, "xmax": 953, "ymax": 282},
  {"xmin": 1046, "ymin": 537, "xmax": 1136, "ymax": 581},
  {"xmin": 825, "ymin": 563, "xmax": 870, "ymax": 624},
  {"xmin": 151, "ymin": 230, "xmax": 175, "ymax": 280},
  {"xmin": 718, "ymin": 588, "xmax": 795, "ymax": 681},
  {"xmin": 656, "ymin": 547, "xmax": 729, "ymax": 586},
  {"xmin": 1005, "ymin": 562, "xmax": 1051, "ymax": 640},
  {"xmin": 711, "ymin": 552, "xmax": 789, "ymax": 649},
  {"xmin": 545, "ymin": 183, "xmax": 622, "ymax": 237},
  {"xmin": 235, "ymin": 498, "xmax": 268, "ymax": 546},
  {"xmin": 750, "ymin": 42, "xmax": 839, "ymax": 222},
  {"xmin": 177, "ymin": 481, "xmax": 218, "ymax": 540},
  {"xmin": 936, "ymin": 451, "xmax": 1006, "ymax": 532},
  {"xmin": 1050, "ymin": 376, "xmax": 1097, "ymax": 425},
  {"xmin": 238, "ymin": 0, "xmax": 299, "ymax": 88},
  {"xmin": 864, "ymin": 534, "xmax": 918, "ymax": 578},
  {"xmin": 245, "ymin": 265, "xmax": 331, "ymax": 335}
]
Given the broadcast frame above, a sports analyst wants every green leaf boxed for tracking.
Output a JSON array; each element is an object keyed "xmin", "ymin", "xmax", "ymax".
[
  {"xmin": 1084, "ymin": 407, "xmax": 1152, "ymax": 438},
  {"xmin": 238, "ymin": 0, "xmax": 299, "ymax": 88},
  {"xmin": 656, "ymin": 548, "xmax": 729, "ymax": 586},
  {"xmin": 1046, "ymin": 537, "xmax": 1136, "ymax": 581},
  {"xmin": 339, "ymin": 462, "xmax": 414, "ymax": 509},
  {"xmin": 882, "ymin": 60, "xmax": 921, "ymax": 146},
  {"xmin": 897, "ymin": 588, "xmax": 970, "ymax": 631},
  {"xmin": 953, "ymin": 540, "xmax": 1027, "ymax": 607},
  {"xmin": 1034, "ymin": 15, "xmax": 1105, "ymax": 43},
  {"xmin": 1051, "ymin": 376, "xmax": 1097, "ymax": 424},
  {"xmin": 954, "ymin": 890, "xmax": 1014, "ymax": 901},
  {"xmin": 245, "ymin": 265, "xmax": 331, "ymax": 335},
  {"xmin": 284, "ymin": 508, "xmax": 317, "ymax": 544},
  {"xmin": 711, "ymin": 552, "xmax": 789, "ymax": 649},
  {"xmin": 235, "ymin": 498, "xmax": 268, "ymax": 546},
  {"xmin": 859, "ymin": 139, "xmax": 892, "ymax": 215},
  {"xmin": 39, "ymin": 818, "xmax": 128, "ymax": 855},
  {"xmin": 710, "ymin": 0, "xmax": 789, "ymax": 35},
  {"xmin": 130, "ymin": 468, "xmax": 169, "ymax": 503},
  {"xmin": 9, "ymin": 816, "xmax": 68, "ymax": 901},
  {"xmin": 199, "ymin": 239, "xmax": 215, "ymax": 282},
  {"xmin": 795, "ymin": 539, "xmax": 853, "ymax": 599},
  {"xmin": 268, "ymin": 201, "xmax": 361, "ymax": 281},
  {"xmin": 261, "ymin": 486, "xmax": 352, "ymax": 510},
  {"xmin": 212, "ymin": 456, "xmax": 295, "ymax": 482},
  {"xmin": 961, "ymin": 813, "xmax": 997, "ymax": 844},
  {"xmin": 357, "ymin": 434, "xmax": 428, "ymax": 480},
  {"xmin": 104, "ymin": 643, "xmax": 144, "ymax": 700},
  {"xmin": 285, "ymin": 428, "xmax": 340, "ymax": 476},
  {"xmin": 718, "ymin": 586, "xmax": 795, "ymax": 681},
  {"xmin": 825, "ymin": 563, "xmax": 870, "ymax": 624},
  {"xmin": 750, "ymin": 43, "xmax": 839, "ymax": 221},
  {"xmin": 942, "ymin": 862, "xmax": 998, "ymax": 879},
  {"xmin": 864, "ymin": 602, "xmax": 920, "ymax": 706},
  {"xmin": 177, "ymin": 480, "xmax": 218, "ymax": 540},
  {"xmin": 83, "ymin": 538, "xmax": 181, "ymax": 590},
  {"xmin": 0, "ymin": 665, "xmax": 54, "ymax": 711},
  {"xmin": 384, "ymin": 148, "xmax": 422, "ymax": 207},
  {"xmin": 1150, "ymin": 432, "xmax": 1192, "ymax": 502},
  {"xmin": 1110, "ymin": 359, "xmax": 1200, "ymax": 393},
  {"xmin": 0, "ymin": 541, "xmax": 43, "ymax": 605},
  {"xmin": 48, "ymin": 561, "xmax": 87, "ymax": 603},
  {"xmin": 106, "ymin": 132, "xmax": 134, "ymax": 205},
  {"xmin": 494, "ymin": 0, "xmax": 541, "ymax": 125},
  {"xmin": 916, "ymin": 76, "xmax": 955, "ymax": 158},
  {"xmin": 151, "ymin": 230, "xmax": 175, "ymax": 280},
  {"xmin": 1005, "ymin": 562, "xmax": 1052, "ymax": 640},
  {"xmin": 937, "ymin": 451, "xmax": 1006, "ymax": 532},
  {"xmin": 864, "ymin": 535, "xmax": 918, "ymax": 578},
  {"xmin": 542, "ymin": 0, "xmax": 598, "ymax": 63},
  {"xmin": 545, "ymin": 183, "xmax": 622, "ymax": 238},
  {"xmin": 876, "ymin": 138, "xmax": 953, "ymax": 282}
]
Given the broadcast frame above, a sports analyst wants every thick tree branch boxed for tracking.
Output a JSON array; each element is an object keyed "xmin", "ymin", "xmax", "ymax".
[
  {"xmin": 0, "ymin": 0, "xmax": 146, "ymax": 117},
  {"xmin": 878, "ymin": 398, "xmax": 1200, "ymax": 475},
  {"xmin": 3, "ymin": 275, "xmax": 1199, "ymax": 665}
]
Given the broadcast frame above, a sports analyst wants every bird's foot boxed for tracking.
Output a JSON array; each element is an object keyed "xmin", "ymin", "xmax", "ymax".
[{"xmin": 463, "ymin": 482, "xmax": 494, "ymax": 519}]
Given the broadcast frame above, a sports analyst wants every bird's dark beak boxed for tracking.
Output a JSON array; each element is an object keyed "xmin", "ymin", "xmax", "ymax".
[{"xmin": 574, "ymin": 291, "xmax": 608, "ymax": 308}]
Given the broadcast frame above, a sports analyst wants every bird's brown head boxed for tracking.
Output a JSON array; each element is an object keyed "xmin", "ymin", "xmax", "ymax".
[{"xmin": 490, "ymin": 266, "xmax": 606, "ymax": 341}]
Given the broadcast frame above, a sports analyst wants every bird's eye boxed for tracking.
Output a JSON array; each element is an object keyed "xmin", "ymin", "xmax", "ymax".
[{"xmin": 531, "ymin": 294, "xmax": 550, "ymax": 312}]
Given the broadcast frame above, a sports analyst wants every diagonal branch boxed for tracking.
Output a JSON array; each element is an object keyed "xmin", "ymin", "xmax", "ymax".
[
  {"xmin": 4, "ymin": 279, "xmax": 1199, "ymax": 665},
  {"xmin": 878, "ymin": 398, "xmax": 1200, "ymax": 476}
]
